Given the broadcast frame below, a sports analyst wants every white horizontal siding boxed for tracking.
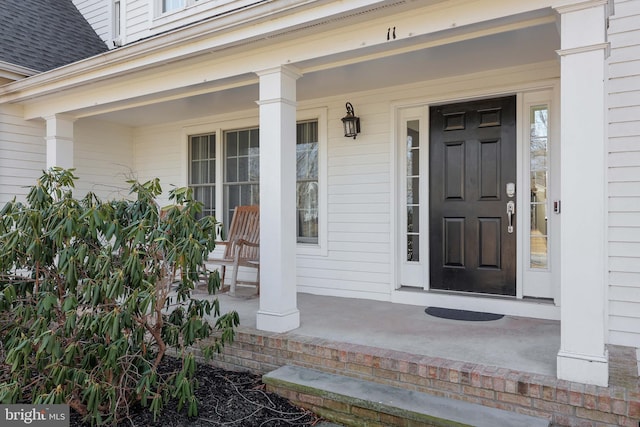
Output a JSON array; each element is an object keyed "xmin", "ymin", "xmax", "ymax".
[
  {"xmin": 132, "ymin": 125, "xmax": 184, "ymax": 206},
  {"xmin": 72, "ymin": 0, "xmax": 111, "ymax": 43},
  {"xmin": 73, "ymin": 119, "xmax": 135, "ymax": 200},
  {"xmin": 607, "ymin": 0, "xmax": 640, "ymax": 347},
  {"xmin": 125, "ymin": 0, "xmax": 151, "ymax": 43},
  {"xmin": 316, "ymin": 96, "xmax": 393, "ymax": 298},
  {"xmin": 0, "ymin": 105, "xmax": 45, "ymax": 205}
]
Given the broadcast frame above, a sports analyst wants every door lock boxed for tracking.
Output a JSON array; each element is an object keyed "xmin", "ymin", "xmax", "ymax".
[
  {"xmin": 507, "ymin": 201, "xmax": 515, "ymax": 233},
  {"xmin": 506, "ymin": 182, "xmax": 515, "ymax": 198}
]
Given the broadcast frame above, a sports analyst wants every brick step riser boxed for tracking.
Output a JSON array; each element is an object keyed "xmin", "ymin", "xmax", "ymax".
[{"xmin": 199, "ymin": 331, "xmax": 640, "ymax": 427}]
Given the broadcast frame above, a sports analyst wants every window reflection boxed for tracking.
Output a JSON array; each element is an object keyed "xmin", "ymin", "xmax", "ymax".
[{"xmin": 529, "ymin": 106, "xmax": 548, "ymax": 269}]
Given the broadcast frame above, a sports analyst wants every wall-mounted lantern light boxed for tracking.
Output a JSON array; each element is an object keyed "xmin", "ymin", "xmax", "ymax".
[{"xmin": 341, "ymin": 102, "xmax": 361, "ymax": 139}]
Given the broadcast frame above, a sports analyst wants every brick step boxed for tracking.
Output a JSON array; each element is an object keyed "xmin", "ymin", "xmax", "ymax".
[{"xmin": 263, "ymin": 365, "xmax": 551, "ymax": 427}]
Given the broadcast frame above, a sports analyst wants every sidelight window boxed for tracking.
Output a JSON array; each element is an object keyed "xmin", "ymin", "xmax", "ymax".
[
  {"xmin": 529, "ymin": 105, "xmax": 549, "ymax": 269},
  {"xmin": 406, "ymin": 120, "xmax": 420, "ymax": 262}
]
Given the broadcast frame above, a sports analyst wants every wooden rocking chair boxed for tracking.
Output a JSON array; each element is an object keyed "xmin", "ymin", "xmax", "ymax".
[{"xmin": 206, "ymin": 205, "xmax": 260, "ymax": 296}]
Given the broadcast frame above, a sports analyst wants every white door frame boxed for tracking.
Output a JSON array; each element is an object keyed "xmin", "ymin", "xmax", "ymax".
[{"xmin": 392, "ymin": 84, "xmax": 561, "ymax": 320}]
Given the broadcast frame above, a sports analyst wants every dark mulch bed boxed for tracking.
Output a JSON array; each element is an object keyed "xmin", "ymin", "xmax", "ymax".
[{"xmin": 67, "ymin": 358, "xmax": 322, "ymax": 427}]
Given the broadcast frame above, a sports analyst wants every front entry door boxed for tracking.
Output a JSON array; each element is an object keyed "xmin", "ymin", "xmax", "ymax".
[{"xmin": 429, "ymin": 96, "xmax": 516, "ymax": 296}]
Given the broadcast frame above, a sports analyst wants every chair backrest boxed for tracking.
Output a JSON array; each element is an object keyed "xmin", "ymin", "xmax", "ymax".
[{"xmin": 224, "ymin": 205, "xmax": 260, "ymax": 260}]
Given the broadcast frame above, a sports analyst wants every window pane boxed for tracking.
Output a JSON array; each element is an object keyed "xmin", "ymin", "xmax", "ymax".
[
  {"xmin": 296, "ymin": 121, "xmax": 319, "ymax": 243},
  {"xmin": 191, "ymin": 161, "xmax": 200, "ymax": 184},
  {"xmin": 189, "ymin": 134, "xmax": 215, "ymax": 220},
  {"xmin": 297, "ymin": 182, "xmax": 318, "ymax": 240},
  {"xmin": 238, "ymin": 157, "xmax": 249, "ymax": 182},
  {"xmin": 240, "ymin": 184, "xmax": 251, "ymax": 206},
  {"xmin": 530, "ymin": 236, "xmax": 548, "ymax": 269},
  {"xmin": 239, "ymin": 131, "xmax": 249, "ymax": 155},
  {"xmin": 226, "ymin": 157, "xmax": 237, "ymax": 182},
  {"xmin": 226, "ymin": 132, "xmax": 237, "ymax": 157},
  {"xmin": 163, "ymin": 0, "xmax": 183, "ymax": 12},
  {"xmin": 114, "ymin": 1, "xmax": 121, "ymax": 37},
  {"xmin": 407, "ymin": 148, "xmax": 420, "ymax": 176},
  {"xmin": 209, "ymin": 159, "xmax": 215, "ymax": 183},
  {"xmin": 529, "ymin": 105, "xmax": 549, "ymax": 270},
  {"xmin": 407, "ymin": 177, "xmax": 419, "ymax": 204},
  {"xmin": 531, "ymin": 171, "xmax": 547, "ymax": 203},
  {"xmin": 250, "ymin": 129, "xmax": 259, "ymax": 148},
  {"xmin": 249, "ymin": 155, "xmax": 259, "ymax": 181},
  {"xmin": 407, "ymin": 206, "xmax": 419, "ymax": 233},
  {"xmin": 224, "ymin": 128, "xmax": 260, "ymax": 230},
  {"xmin": 407, "ymin": 234, "xmax": 419, "ymax": 262},
  {"xmin": 530, "ymin": 204, "xmax": 547, "ymax": 235}
]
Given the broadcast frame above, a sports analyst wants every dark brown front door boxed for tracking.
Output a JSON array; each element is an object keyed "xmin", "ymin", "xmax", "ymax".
[{"xmin": 429, "ymin": 96, "xmax": 516, "ymax": 296}]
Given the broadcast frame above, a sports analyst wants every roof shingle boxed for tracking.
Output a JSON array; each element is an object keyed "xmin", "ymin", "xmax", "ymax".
[{"xmin": 0, "ymin": 0, "xmax": 109, "ymax": 72}]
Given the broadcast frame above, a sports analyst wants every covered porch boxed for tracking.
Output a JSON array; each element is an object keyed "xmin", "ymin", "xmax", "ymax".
[{"xmin": 0, "ymin": 0, "xmax": 614, "ymax": 390}]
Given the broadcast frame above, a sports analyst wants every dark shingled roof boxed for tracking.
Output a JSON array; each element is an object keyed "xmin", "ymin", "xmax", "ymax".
[{"xmin": 0, "ymin": 0, "xmax": 109, "ymax": 72}]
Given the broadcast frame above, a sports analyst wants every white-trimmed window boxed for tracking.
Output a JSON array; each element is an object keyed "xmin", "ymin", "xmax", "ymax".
[
  {"xmin": 189, "ymin": 133, "xmax": 216, "ymax": 218},
  {"xmin": 113, "ymin": 0, "xmax": 121, "ymax": 39},
  {"xmin": 223, "ymin": 127, "xmax": 260, "ymax": 227},
  {"xmin": 188, "ymin": 120, "xmax": 320, "ymax": 245},
  {"xmin": 296, "ymin": 121, "xmax": 319, "ymax": 244}
]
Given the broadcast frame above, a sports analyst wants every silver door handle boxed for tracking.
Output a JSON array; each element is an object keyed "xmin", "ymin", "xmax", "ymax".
[{"xmin": 507, "ymin": 201, "xmax": 515, "ymax": 233}]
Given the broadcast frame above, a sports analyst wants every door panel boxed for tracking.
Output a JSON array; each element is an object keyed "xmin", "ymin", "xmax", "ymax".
[{"xmin": 429, "ymin": 96, "xmax": 516, "ymax": 296}]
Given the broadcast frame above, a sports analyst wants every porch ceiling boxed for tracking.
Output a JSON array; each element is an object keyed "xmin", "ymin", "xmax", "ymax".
[{"xmin": 93, "ymin": 22, "xmax": 559, "ymax": 127}]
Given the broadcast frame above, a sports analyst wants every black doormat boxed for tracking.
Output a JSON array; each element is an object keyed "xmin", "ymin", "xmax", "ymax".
[{"xmin": 425, "ymin": 307, "xmax": 504, "ymax": 321}]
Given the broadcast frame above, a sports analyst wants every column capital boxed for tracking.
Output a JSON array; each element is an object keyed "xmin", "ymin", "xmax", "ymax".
[
  {"xmin": 257, "ymin": 65, "xmax": 302, "ymax": 106},
  {"xmin": 254, "ymin": 65, "xmax": 303, "ymax": 80},
  {"xmin": 43, "ymin": 113, "xmax": 77, "ymax": 122},
  {"xmin": 553, "ymin": 0, "xmax": 608, "ymax": 15},
  {"xmin": 555, "ymin": 0, "xmax": 609, "ymax": 52}
]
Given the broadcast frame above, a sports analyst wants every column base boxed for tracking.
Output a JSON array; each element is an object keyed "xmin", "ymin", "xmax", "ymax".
[
  {"xmin": 557, "ymin": 349, "xmax": 608, "ymax": 386},
  {"xmin": 256, "ymin": 308, "xmax": 300, "ymax": 333}
]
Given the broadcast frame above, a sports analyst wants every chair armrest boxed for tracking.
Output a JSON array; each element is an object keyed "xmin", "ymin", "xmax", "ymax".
[
  {"xmin": 231, "ymin": 239, "xmax": 260, "ymax": 261},
  {"xmin": 236, "ymin": 239, "xmax": 259, "ymax": 248}
]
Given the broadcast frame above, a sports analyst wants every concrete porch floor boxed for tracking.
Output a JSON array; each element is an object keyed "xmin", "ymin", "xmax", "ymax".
[{"xmin": 209, "ymin": 289, "xmax": 561, "ymax": 377}]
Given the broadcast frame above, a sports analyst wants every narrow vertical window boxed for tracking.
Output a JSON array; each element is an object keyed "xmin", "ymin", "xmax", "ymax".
[
  {"xmin": 224, "ymin": 128, "xmax": 260, "ymax": 229},
  {"xmin": 406, "ymin": 120, "xmax": 420, "ymax": 261},
  {"xmin": 297, "ymin": 121, "xmax": 319, "ymax": 244},
  {"xmin": 529, "ymin": 105, "xmax": 549, "ymax": 269},
  {"xmin": 189, "ymin": 134, "xmax": 216, "ymax": 219},
  {"xmin": 113, "ymin": 0, "xmax": 121, "ymax": 39}
]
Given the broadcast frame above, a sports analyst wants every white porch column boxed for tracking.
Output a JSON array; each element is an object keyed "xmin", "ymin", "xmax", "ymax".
[
  {"xmin": 555, "ymin": 0, "xmax": 609, "ymax": 386},
  {"xmin": 255, "ymin": 65, "xmax": 301, "ymax": 332},
  {"xmin": 45, "ymin": 115, "xmax": 75, "ymax": 169}
]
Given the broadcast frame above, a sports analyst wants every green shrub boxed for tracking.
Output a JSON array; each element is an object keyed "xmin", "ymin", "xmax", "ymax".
[{"xmin": 0, "ymin": 168, "xmax": 239, "ymax": 425}]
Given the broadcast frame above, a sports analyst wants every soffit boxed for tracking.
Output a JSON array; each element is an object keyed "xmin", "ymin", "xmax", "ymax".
[{"xmin": 93, "ymin": 22, "xmax": 559, "ymax": 127}]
